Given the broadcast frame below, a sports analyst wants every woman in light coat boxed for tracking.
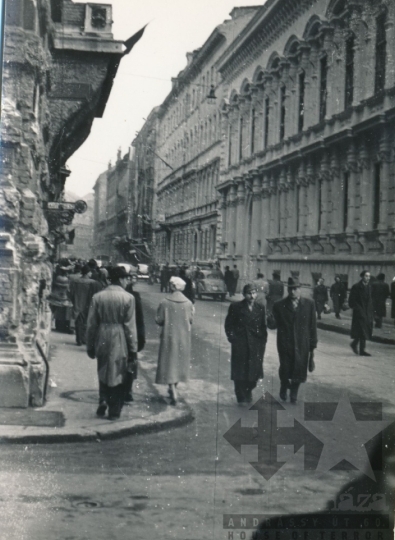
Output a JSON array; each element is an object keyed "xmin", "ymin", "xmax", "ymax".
[{"xmin": 155, "ymin": 276, "xmax": 194, "ymax": 405}]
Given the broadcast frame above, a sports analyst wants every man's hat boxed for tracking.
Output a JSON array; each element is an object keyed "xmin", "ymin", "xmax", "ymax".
[
  {"xmin": 287, "ymin": 276, "xmax": 301, "ymax": 289},
  {"xmin": 109, "ymin": 266, "xmax": 129, "ymax": 281},
  {"xmin": 273, "ymin": 270, "xmax": 281, "ymax": 277},
  {"xmin": 243, "ymin": 283, "xmax": 257, "ymax": 295}
]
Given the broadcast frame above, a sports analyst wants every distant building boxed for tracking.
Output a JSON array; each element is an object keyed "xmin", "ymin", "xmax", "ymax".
[{"xmin": 153, "ymin": 8, "xmax": 260, "ymax": 266}]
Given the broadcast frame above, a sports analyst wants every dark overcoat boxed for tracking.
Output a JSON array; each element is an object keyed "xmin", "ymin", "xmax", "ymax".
[
  {"xmin": 348, "ymin": 281, "xmax": 374, "ymax": 340},
  {"xmin": 330, "ymin": 281, "xmax": 347, "ymax": 313},
  {"xmin": 313, "ymin": 284, "xmax": 328, "ymax": 311},
  {"xmin": 224, "ymin": 300, "xmax": 267, "ymax": 382},
  {"xmin": 272, "ymin": 297, "xmax": 317, "ymax": 383},
  {"xmin": 267, "ymin": 280, "xmax": 284, "ymax": 313},
  {"xmin": 371, "ymin": 281, "xmax": 390, "ymax": 318}
]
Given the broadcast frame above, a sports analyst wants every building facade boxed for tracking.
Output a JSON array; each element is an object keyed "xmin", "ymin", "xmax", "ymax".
[
  {"xmin": 154, "ymin": 8, "xmax": 260, "ymax": 266},
  {"xmin": 0, "ymin": 0, "xmax": 127, "ymax": 406},
  {"xmin": 216, "ymin": 0, "xmax": 395, "ymax": 290},
  {"xmin": 59, "ymin": 192, "xmax": 94, "ymax": 260}
]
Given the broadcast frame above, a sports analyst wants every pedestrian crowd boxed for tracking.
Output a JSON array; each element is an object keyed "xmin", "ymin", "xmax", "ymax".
[{"xmin": 47, "ymin": 257, "xmax": 395, "ymax": 418}]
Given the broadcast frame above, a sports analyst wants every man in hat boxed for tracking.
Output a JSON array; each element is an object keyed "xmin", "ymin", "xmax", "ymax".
[
  {"xmin": 272, "ymin": 277, "xmax": 317, "ymax": 404},
  {"xmin": 371, "ymin": 273, "xmax": 390, "ymax": 329},
  {"xmin": 330, "ymin": 275, "xmax": 347, "ymax": 319},
  {"xmin": 69, "ymin": 265, "xmax": 103, "ymax": 346},
  {"xmin": 225, "ymin": 283, "xmax": 267, "ymax": 404},
  {"xmin": 313, "ymin": 277, "xmax": 328, "ymax": 320},
  {"xmin": 86, "ymin": 266, "xmax": 138, "ymax": 420},
  {"xmin": 349, "ymin": 270, "xmax": 374, "ymax": 356}
]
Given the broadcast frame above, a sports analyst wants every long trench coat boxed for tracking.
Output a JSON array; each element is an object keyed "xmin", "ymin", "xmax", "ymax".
[
  {"xmin": 272, "ymin": 296, "xmax": 317, "ymax": 383},
  {"xmin": 86, "ymin": 285, "xmax": 138, "ymax": 387},
  {"xmin": 224, "ymin": 300, "xmax": 267, "ymax": 382},
  {"xmin": 155, "ymin": 291, "xmax": 194, "ymax": 384},
  {"xmin": 371, "ymin": 280, "xmax": 390, "ymax": 318},
  {"xmin": 348, "ymin": 280, "xmax": 373, "ymax": 340}
]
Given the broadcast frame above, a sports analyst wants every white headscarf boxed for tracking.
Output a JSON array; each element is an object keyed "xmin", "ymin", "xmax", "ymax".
[{"xmin": 169, "ymin": 276, "xmax": 186, "ymax": 291}]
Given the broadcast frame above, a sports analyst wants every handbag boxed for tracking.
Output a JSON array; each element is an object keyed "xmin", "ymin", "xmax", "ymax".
[
  {"xmin": 341, "ymin": 302, "xmax": 350, "ymax": 311},
  {"xmin": 323, "ymin": 303, "xmax": 331, "ymax": 314},
  {"xmin": 308, "ymin": 353, "xmax": 315, "ymax": 373}
]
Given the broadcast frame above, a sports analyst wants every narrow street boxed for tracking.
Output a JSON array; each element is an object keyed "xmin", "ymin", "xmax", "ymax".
[{"xmin": 1, "ymin": 283, "xmax": 394, "ymax": 540}]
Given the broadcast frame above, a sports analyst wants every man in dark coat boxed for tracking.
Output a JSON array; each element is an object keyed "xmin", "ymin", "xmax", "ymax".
[
  {"xmin": 179, "ymin": 267, "xmax": 195, "ymax": 304},
  {"xmin": 230, "ymin": 265, "xmax": 240, "ymax": 296},
  {"xmin": 225, "ymin": 283, "xmax": 267, "ymax": 404},
  {"xmin": 330, "ymin": 275, "xmax": 347, "ymax": 319},
  {"xmin": 313, "ymin": 277, "xmax": 329, "ymax": 320},
  {"xmin": 371, "ymin": 273, "xmax": 390, "ymax": 328},
  {"xmin": 160, "ymin": 263, "xmax": 170, "ymax": 293},
  {"xmin": 391, "ymin": 278, "xmax": 395, "ymax": 326},
  {"xmin": 69, "ymin": 265, "xmax": 102, "ymax": 346},
  {"xmin": 125, "ymin": 273, "xmax": 146, "ymax": 402},
  {"xmin": 224, "ymin": 266, "xmax": 233, "ymax": 296},
  {"xmin": 349, "ymin": 270, "xmax": 374, "ymax": 356},
  {"xmin": 267, "ymin": 271, "xmax": 284, "ymax": 315},
  {"xmin": 272, "ymin": 277, "xmax": 317, "ymax": 404}
]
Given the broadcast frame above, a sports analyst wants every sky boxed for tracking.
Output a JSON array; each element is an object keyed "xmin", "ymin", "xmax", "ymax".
[{"xmin": 66, "ymin": 0, "xmax": 265, "ymax": 197}]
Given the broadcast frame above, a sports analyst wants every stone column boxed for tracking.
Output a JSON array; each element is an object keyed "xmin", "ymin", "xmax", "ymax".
[
  {"xmin": 329, "ymin": 149, "xmax": 342, "ymax": 233},
  {"xmin": 319, "ymin": 153, "xmax": 331, "ymax": 234},
  {"xmin": 228, "ymin": 184, "xmax": 237, "ymax": 255},
  {"xmin": 358, "ymin": 143, "xmax": 372, "ymax": 231},
  {"xmin": 346, "ymin": 141, "xmax": 358, "ymax": 233},
  {"xmin": 250, "ymin": 171, "xmax": 262, "ymax": 255},
  {"xmin": 378, "ymin": 128, "xmax": 391, "ymax": 230},
  {"xmin": 196, "ymin": 229, "xmax": 202, "ymax": 260},
  {"xmin": 269, "ymin": 175, "xmax": 278, "ymax": 237},
  {"xmin": 306, "ymin": 160, "xmax": 316, "ymax": 235},
  {"xmin": 235, "ymin": 177, "xmax": 245, "ymax": 255},
  {"xmin": 260, "ymin": 173, "xmax": 271, "ymax": 256}
]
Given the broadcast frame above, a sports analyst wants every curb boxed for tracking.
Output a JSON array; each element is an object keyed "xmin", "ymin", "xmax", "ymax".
[
  {"xmin": 0, "ymin": 400, "xmax": 195, "ymax": 445},
  {"xmin": 317, "ymin": 321, "xmax": 395, "ymax": 345}
]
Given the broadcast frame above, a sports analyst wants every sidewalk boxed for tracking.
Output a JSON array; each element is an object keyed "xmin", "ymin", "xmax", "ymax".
[
  {"xmin": 228, "ymin": 294, "xmax": 395, "ymax": 345},
  {"xmin": 0, "ymin": 331, "xmax": 194, "ymax": 444}
]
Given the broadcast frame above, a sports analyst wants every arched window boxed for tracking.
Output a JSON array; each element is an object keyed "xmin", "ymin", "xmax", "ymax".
[
  {"xmin": 319, "ymin": 56, "xmax": 328, "ymax": 121},
  {"xmin": 279, "ymin": 86, "xmax": 286, "ymax": 141},
  {"xmin": 298, "ymin": 70, "xmax": 305, "ymax": 132},
  {"xmin": 344, "ymin": 33, "xmax": 355, "ymax": 108}
]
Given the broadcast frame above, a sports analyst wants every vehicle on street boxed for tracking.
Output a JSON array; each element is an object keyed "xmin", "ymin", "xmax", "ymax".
[
  {"xmin": 195, "ymin": 269, "xmax": 227, "ymax": 301},
  {"xmin": 116, "ymin": 262, "xmax": 138, "ymax": 274},
  {"xmin": 137, "ymin": 263, "xmax": 149, "ymax": 279}
]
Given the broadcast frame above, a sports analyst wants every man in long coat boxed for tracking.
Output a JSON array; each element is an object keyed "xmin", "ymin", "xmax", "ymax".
[
  {"xmin": 313, "ymin": 277, "xmax": 329, "ymax": 319},
  {"xmin": 371, "ymin": 273, "xmax": 390, "ymax": 329},
  {"xmin": 155, "ymin": 276, "xmax": 194, "ymax": 405},
  {"xmin": 349, "ymin": 270, "xmax": 374, "ymax": 356},
  {"xmin": 225, "ymin": 283, "xmax": 267, "ymax": 404},
  {"xmin": 125, "ymin": 273, "xmax": 146, "ymax": 402},
  {"xmin": 267, "ymin": 271, "xmax": 284, "ymax": 315},
  {"xmin": 272, "ymin": 277, "xmax": 317, "ymax": 404},
  {"xmin": 69, "ymin": 265, "xmax": 102, "ymax": 345},
  {"xmin": 330, "ymin": 275, "xmax": 347, "ymax": 319},
  {"xmin": 86, "ymin": 266, "xmax": 138, "ymax": 420}
]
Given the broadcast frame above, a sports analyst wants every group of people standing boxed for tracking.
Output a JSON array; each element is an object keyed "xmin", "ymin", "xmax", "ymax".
[{"xmin": 224, "ymin": 265, "xmax": 240, "ymax": 297}]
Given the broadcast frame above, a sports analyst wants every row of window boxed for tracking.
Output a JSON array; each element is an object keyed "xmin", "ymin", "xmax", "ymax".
[{"xmin": 227, "ymin": 11, "xmax": 388, "ymax": 166}]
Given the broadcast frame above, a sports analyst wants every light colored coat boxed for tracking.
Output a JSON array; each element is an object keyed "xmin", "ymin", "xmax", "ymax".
[
  {"xmin": 86, "ymin": 285, "xmax": 137, "ymax": 387},
  {"xmin": 155, "ymin": 291, "xmax": 194, "ymax": 384}
]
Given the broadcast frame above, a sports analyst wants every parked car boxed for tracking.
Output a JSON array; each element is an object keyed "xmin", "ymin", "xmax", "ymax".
[
  {"xmin": 195, "ymin": 270, "xmax": 227, "ymax": 301},
  {"xmin": 137, "ymin": 263, "xmax": 149, "ymax": 279},
  {"xmin": 116, "ymin": 262, "xmax": 138, "ymax": 274}
]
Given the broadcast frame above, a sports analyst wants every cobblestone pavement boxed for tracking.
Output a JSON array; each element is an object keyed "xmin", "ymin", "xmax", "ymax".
[{"xmin": 1, "ymin": 283, "xmax": 393, "ymax": 540}]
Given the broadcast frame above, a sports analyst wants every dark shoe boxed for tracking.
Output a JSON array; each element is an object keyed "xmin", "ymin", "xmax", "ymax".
[
  {"xmin": 169, "ymin": 398, "xmax": 177, "ymax": 406},
  {"xmin": 96, "ymin": 402, "xmax": 108, "ymax": 417},
  {"xmin": 245, "ymin": 391, "xmax": 253, "ymax": 404},
  {"xmin": 360, "ymin": 351, "xmax": 372, "ymax": 357},
  {"xmin": 124, "ymin": 393, "xmax": 134, "ymax": 403},
  {"xmin": 279, "ymin": 390, "xmax": 287, "ymax": 402},
  {"xmin": 350, "ymin": 342, "xmax": 358, "ymax": 355},
  {"xmin": 290, "ymin": 398, "xmax": 297, "ymax": 405},
  {"xmin": 335, "ymin": 314, "xmax": 341, "ymax": 319},
  {"xmin": 107, "ymin": 414, "xmax": 120, "ymax": 421},
  {"xmin": 317, "ymin": 315, "xmax": 321, "ymax": 320}
]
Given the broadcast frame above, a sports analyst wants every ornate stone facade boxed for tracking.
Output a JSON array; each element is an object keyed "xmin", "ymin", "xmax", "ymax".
[
  {"xmin": 0, "ymin": 0, "xmax": 126, "ymax": 406},
  {"xmin": 154, "ymin": 8, "xmax": 260, "ymax": 265},
  {"xmin": 216, "ymin": 0, "xmax": 395, "ymax": 289}
]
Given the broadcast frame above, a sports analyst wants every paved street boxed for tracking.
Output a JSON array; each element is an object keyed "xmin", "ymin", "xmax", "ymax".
[{"xmin": 1, "ymin": 283, "xmax": 394, "ymax": 540}]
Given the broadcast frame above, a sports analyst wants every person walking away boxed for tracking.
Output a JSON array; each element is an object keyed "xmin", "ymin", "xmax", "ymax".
[
  {"xmin": 330, "ymin": 275, "xmax": 347, "ymax": 319},
  {"xmin": 47, "ymin": 266, "xmax": 73, "ymax": 333},
  {"xmin": 254, "ymin": 272, "xmax": 270, "ymax": 308},
  {"xmin": 231, "ymin": 265, "xmax": 240, "ymax": 296},
  {"xmin": 160, "ymin": 263, "xmax": 170, "ymax": 293},
  {"xmin": 348, "ymin": 270, "xmax": 374, "ymax": 356},
  {"xmin": 371, "ymin": 273, "xmax": 390, "ymax": 329},
  {"xmin": 272, "ymin": 277, "xmax": 317, "ymax": 404},
  {"xmin": 224, "ymin": 266, "xmax": 233, "ymax": 297},
  {"xmin": 125, "ymin": 273, "xmax": 146, "ymax": 402},
  {"xmin": 267, "ymin": 271, "xmax": 284, "ymax": 316},
  {"xmin": 225, "ymin": 283, "xmax": 267, "ymax": 404},
  {"xmin": 86, "ymin": 266, "xmax": 138, "ymax": 420},
  {"xmin": 313, "ymin": 277, "xmax": 329, "ymax": 320},
  {"xmin": 69, "ymin": 265, "xmax": 102, "ymax": 346},
  {"xmin": 155, "ymin": 276, "xmax": 194, "ymax": 405},
  {"xmin": 179, "ymin": 267, "xmax": 195, "ymax": 304}
]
